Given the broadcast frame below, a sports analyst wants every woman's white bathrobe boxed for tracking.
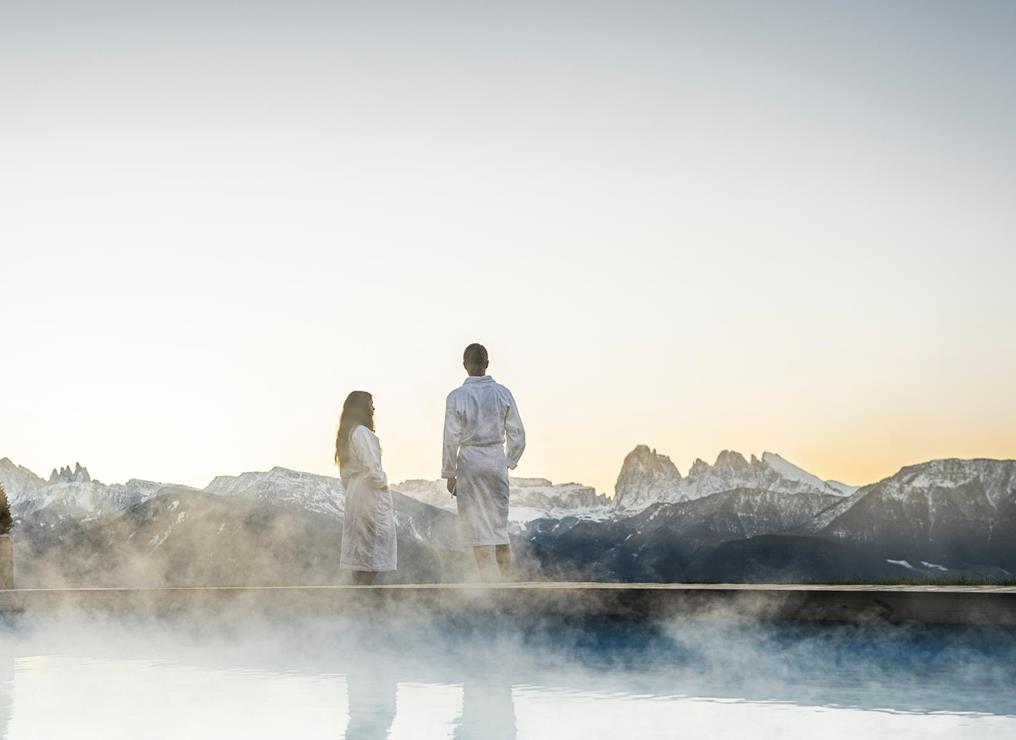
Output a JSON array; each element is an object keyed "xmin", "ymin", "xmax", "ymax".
[
  {"xmin": 340, "ymin": 425, "xmax": 397, "ymax": 572},
  {"xmin": 442, "ymin": 376, "xmax": 526, "ymax": 546}
]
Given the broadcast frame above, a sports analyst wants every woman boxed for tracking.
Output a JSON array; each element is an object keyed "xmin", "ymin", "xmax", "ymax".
[{"xmin": 335, "ymin": 390, "xmax": 396, "ymax": 584}]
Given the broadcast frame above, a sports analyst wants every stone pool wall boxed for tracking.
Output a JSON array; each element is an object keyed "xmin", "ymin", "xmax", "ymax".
[{"xmin": 1, "ymin": 583, "xmax": 1014, "ymax": 625}]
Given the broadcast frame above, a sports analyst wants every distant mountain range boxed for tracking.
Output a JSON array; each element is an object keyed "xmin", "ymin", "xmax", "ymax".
[
  {"xmin": 2, "ymin": 447, "xmax": 1014, "ymax": 585},
  {"xmin": 528, "ymin": 451, "xmax": 1016, "ymax": 582},
  {"xmin": 2, "ymin": 458, "xmax": 472, "ymax": 587}
]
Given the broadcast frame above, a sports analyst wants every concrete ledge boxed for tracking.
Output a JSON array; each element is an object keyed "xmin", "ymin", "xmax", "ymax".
[{"xmin": 2, "ymin": 583, "xmax": 1015, "ymax": 625}]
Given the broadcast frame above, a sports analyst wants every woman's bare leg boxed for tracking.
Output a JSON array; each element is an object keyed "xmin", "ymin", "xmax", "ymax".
[
  {"xmin": 495, "ymin": 544, "xmax": 512, "ymax": 580},
  {"xmin": 351, "ymin": 570, "xmax": 377, "ymax": 585}
]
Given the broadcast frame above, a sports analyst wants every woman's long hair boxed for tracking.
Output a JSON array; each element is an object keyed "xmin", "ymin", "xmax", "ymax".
[{"xmin": 335, "ymin": 391, "xmax": 374, "ymax": 471}]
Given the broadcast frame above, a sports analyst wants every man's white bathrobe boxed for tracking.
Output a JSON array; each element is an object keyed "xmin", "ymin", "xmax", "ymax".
[
  {"xmin": 340, "ymin": 425, "xmax": 397, "ymax": 572},
  {"xmin": 442, "ymin": 375, "xmax": 526, "ymax": 546}
]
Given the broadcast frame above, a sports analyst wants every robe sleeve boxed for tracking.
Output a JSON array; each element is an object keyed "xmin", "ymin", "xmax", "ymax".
[
  {"xmin": 503, "ymin": 389, "xmax": 526, "ymax": 470},
  {"xmin": 353, "ymin": 426, "xmax": 389, "ymax": 490},
  {"xmin": 442, "ymin": 392, "xmax": 461, "ymax": 479}
]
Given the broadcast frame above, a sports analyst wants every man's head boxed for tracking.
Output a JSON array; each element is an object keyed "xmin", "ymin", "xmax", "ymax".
[{"xmin": 463, "ymin": 343, "xmax": 489, "ymax": 376}]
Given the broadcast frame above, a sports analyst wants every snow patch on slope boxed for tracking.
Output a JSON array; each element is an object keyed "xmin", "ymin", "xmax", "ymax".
[{"xmin": 761, "ymin": 452, "xmax": 856, "ymax": 496}]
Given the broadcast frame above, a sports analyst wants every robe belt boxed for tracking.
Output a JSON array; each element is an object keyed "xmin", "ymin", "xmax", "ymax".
[{"xmin": 459, "ymin": 441, "xmax": 504, "ymax": 448}]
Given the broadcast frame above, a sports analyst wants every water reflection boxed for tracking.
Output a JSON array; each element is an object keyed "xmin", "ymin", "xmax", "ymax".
[
  {"xmin": 0, "ymin": 616, "xmax": 1014, "ymax": 740},
  {"xmin": 345, "ymin": 667, "xmax": 397, "ymax": 739},
  {"xmin": 343, "ymin": 667, "xmax": 517, "ymax": 739},
  {"xmin": 454, "ymin": 675, "xmax": 516, "ymax": 740}
]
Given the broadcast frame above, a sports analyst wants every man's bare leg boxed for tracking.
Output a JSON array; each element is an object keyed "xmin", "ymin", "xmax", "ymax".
[
  {"xmin": 472, "ymin": 546, "xmax": 498, "ymax": 581},
  {"xmin": 351, "ymin": 570, "xmax": 377, "ymax": 585},
  {"xmin": 495, "ymin": 544, "xmax": 512, "ymax": 580}
]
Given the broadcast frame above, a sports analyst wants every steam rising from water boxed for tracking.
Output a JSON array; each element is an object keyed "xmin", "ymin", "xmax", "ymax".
[{"xmin": 1, "ymin": 605, "xmax": 1015, "ymax": 739}]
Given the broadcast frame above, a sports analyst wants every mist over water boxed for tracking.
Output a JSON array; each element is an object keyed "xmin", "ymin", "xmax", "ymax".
[{"xmin": 2, "ymin": 608, "xmax": 1014, "ymax": 739}]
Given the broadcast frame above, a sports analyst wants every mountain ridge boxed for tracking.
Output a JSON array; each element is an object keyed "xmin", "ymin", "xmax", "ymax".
[{"xmin": 4, "ymin": 451, "xmax": 1015, "ymax": 584}]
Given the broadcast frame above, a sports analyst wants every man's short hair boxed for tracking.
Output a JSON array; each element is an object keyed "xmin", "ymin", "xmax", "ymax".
[{"xmin": 463, "ymin": 343, "xmax": 488, "ymax": 368}]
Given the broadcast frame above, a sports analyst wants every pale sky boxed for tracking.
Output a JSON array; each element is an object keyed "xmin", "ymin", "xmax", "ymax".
[{"xmin": 2, "ymin": 1, "xmax": 1015, "ymax": 496}]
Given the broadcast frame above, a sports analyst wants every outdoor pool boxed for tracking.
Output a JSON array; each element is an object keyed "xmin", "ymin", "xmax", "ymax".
[{"xmin": 2, "ymin": 603, "xmax": 1015, "ymax": 739}]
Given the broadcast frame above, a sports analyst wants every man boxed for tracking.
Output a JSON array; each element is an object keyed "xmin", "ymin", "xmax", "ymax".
[{"xmin": 443, "ymin": 343, "xmax": 525, "ymax": 581}]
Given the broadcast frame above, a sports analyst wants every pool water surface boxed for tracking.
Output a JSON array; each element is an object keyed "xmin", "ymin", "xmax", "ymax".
[{"xmin": 1, "ymin": 613, "xmax": 1014, "ymax": 739}]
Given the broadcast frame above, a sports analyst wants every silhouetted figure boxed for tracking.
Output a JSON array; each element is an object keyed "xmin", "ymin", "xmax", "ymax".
[
  {"xmin": 343, "ymin": 667, "xmax": 397, "ymax": 740},
  {"xmin": 336, "ymin": 391, "xmax": 396, "ymax": 585},
  {"xmin": 454, "ymin": 676, "xmax": 517, "ymax": 740},
  {"xmin": 442, "ymin": 344, "xmax": 525, "ymax": 581}
]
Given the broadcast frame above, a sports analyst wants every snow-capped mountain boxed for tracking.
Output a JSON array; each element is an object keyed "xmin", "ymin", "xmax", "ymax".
[
  {"xmin": 527, "ymin": 487, "xmax": 841, "ymax": 580},
  {"xmin": 389, "ymin": 479, "xmax": 451, "ymax": 510},
  {"xmin": 204, "ymin": 467, "xmax": 464, "ymax": 549},
  {"xmin": 760, "ymin": 452, "xmax": 855, "ymax": 496},
  {"xmin": 0, "ymin": 458, "xmax": 46, "ymax": 503},
  {"xmin": 613, "ymin": 446, "xmax": 855, "ymax": 512},
  {"xmin": 1, "ymin": 459, "xmax": 347, "ymax": 525},
  {"xmin": 27, "ymin": 478, "xmax": 165, "ymax": 523},
  {"xmin": 205, "ymin": 466, "xmax": 345, "ymax": 519},
  {"xmin": 0, "ymin": 458, "xmax": 168, "ymax": 523},
  {"xmin": 811, "ymin": 458, "xmax": 1016, "ymax": 566},
  {"xmin": 3, "ymin": 456, "xmax": 608, "ymax": 532},
  {"xmin": 505, "ymin": 478, "xmax": 610, "ymax": 523},
  {"xmin": 393, "ymin": 476, "xmax": 610, "ymax": 526},
  {"xmin": 17, "ymin": 486, "xmax": 470, "ymax": 587},
  {"xmin": 6, "ymin": 452, "xmax": 1015, "ymax": 584},
  {"xmin": 2, "ymin": 458, "xmax": 468, "ymax": 564},
  {"xmin": 526, "ymin": 456, "xmax": 1016, "ymax": 581}
]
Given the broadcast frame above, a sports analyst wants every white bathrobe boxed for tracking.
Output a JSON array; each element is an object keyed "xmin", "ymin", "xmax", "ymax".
[
  {"xmin": 340, "ymin": 425, "xmax": 397, "ymax": 572},
  {"xmin": 442, "ymin": 376, "xmax": 526, "ymax": 546}
]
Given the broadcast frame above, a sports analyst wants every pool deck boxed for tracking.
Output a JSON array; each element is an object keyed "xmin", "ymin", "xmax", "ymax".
[{"xmin": 2, "ymin": 583, "xmax": 1015, "ymax": 625}]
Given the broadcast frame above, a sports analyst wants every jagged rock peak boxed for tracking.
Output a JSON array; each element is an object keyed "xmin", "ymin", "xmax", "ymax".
[
  {"xmin": 614, "ymin": 445, "xmax": 683, "ymax": 508},
  {"xmin": 619, "ymin": 445, "xmax": 682, "ymax": 479},
  {"xmin": 714, "ymin": 450, "xmax": 749, "ymax": 470},
  {"xmin": 613, "ymin": 445, "xmax": 859, "ymax": 511},
  {"xmin": 688, "ymin": 458, "xmax": 710, "ymax": 477},
  {"xmin": 49, "ymin": 463, "xmax": 91, "ymax": 484},
  {"xmin": 684, "ymin": 449, "xmax": 754, "ymax": 480}
]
